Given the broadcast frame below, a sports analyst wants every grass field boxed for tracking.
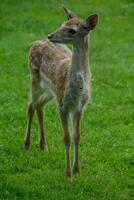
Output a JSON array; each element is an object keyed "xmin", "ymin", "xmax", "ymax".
[{"xmin": 0, "ymin": 0, "xmax": 134, "ymax": 199}]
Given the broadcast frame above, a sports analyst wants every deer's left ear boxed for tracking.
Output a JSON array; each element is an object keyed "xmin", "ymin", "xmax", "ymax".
[
  {"xmin": 86, "ymin": 14, "xmax": 98, "ymax": 31},
  {"xmin": 63, "ymin": 6, "xmax": 76, "ymax": 20}
]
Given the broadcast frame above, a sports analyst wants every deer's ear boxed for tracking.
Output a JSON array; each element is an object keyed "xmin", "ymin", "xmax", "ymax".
[
  {"xmin": 86, "ymin": 14, "xmax": 98, "ymax": 31},
  {"xmin": 63, "ymin": 6, "xmax": 76, "ymax": 20}
]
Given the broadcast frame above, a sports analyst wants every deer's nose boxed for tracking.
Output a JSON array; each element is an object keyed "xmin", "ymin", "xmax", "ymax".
[{"xmin": 48, "ymin": 34, "xmax": 54, "ymax": 39}]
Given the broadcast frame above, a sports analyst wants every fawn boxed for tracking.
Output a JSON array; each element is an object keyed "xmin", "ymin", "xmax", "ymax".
[{"xmin": 24, "ymin": 7, "xmax": 98, "ymax": 177}]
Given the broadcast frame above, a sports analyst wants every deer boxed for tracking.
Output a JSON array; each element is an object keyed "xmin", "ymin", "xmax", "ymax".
[{"xmin": 24, "ymin": 6, "xmax": 98, "ymax": 177}]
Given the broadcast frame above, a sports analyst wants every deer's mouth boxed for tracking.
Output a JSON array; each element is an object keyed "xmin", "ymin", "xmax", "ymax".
[
  {"xmin": 48, "ymin": 33, "xmax": 72, "ymax": 43},
  {"xmin": 48, "ymin": 34, "xmax": 60, "ymax": 43}
]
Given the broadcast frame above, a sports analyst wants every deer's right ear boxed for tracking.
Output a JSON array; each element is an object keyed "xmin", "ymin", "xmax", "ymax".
[{"xmin": 63, "ymin": 6, "xmax": 76, "ymax": 20}]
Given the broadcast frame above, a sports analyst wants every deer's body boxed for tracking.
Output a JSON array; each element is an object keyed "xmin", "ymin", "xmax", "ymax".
[
  {"xmin": 29, "ymin": 39, "xmax": 90, "ymax": 111},
  {"xmin": 24, "ymin": 7, "xmax": 98, "ymax": 177}
]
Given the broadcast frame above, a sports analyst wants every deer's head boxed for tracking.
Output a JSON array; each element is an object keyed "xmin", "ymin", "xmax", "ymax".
[{"xmin": 48, "ymin": 6, "xmax": 98, "ymax": 44}]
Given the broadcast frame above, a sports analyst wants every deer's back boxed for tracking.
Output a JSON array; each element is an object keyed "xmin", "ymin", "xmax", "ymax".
[{"xmin": 29, "ymin": 39, "xmax": 72, "ymax": 101}]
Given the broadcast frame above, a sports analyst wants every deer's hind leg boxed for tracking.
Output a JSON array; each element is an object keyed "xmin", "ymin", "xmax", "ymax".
[
  {"xmin": 24, "ymin": 100, "xmax": 35, "ymax": 149},
  {"xmin": 36, "ymin": 95, "xmax": 51, "ymax": 150},
  {"xmin": 24, "ymin": 78, "xmax": 45, "ymax": 149}
]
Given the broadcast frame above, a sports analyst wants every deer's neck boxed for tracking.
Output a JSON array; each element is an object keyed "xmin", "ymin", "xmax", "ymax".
[{"xmin": 71, "ymin": 36, "xmax": 90, "ymax": 76}]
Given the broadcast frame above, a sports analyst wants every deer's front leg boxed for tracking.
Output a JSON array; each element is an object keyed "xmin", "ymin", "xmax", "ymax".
[
  {"xmin": 73, "ymin": 111, "xmax": 82, "ymax": 174},
  {"xmin": 59, "ymin": 109, "xmax": 71, "ymax": 177}
]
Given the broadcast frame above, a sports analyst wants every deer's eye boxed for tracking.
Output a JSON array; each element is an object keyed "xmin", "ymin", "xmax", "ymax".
[{"xmin": 68, "ymin": 29, "xmax": 77, "ymax": 34}]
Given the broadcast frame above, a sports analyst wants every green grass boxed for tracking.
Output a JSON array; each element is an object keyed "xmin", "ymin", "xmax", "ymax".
[{"xmin": 0, "ymin": 0, "xmax": 134, "ymax": 199}]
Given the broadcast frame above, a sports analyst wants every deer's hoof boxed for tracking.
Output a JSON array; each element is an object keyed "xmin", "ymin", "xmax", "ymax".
[
  {"xmin": 40, "ymin": 145, "xmax": 48, "ymax": 152},
  {"xmin": 39, "ymin": 142, "xmax": 48, "ymax": 151},
  {"xmin": 24, "ymin": 140, "xmax": 30, "ymax": 150},
  {"xmin": 73, "ymin": 164, "xmax": 80, "ymax": 175},
  {"xmin": 65, "ymin": 169, "xmax": 71, "ymax": 177}
]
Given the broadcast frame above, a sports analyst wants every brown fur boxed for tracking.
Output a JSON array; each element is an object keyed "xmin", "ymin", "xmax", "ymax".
[{"xmin": 29, "ymin": 40, "xmax": 72, "ymax": 101}]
